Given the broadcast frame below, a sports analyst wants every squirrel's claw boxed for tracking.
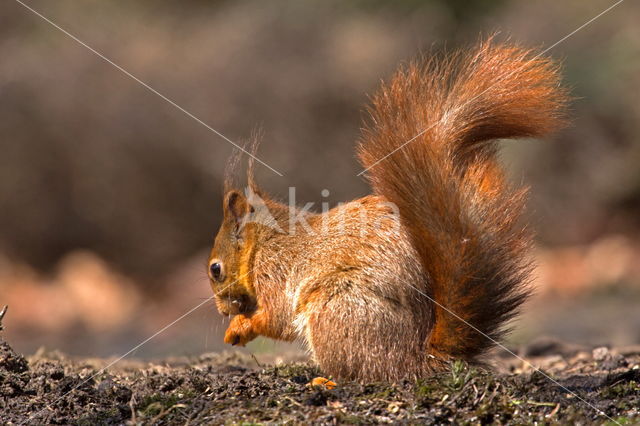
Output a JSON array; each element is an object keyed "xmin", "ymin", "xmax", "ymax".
[{"xmin": 224, "ymin": 314, "xmax": 257, "ymax": 346}]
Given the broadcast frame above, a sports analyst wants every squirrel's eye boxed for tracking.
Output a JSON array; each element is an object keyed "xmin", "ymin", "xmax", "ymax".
[{"xmin": 210, "ymin": 262, "xmax": 223, "ymax": 282}]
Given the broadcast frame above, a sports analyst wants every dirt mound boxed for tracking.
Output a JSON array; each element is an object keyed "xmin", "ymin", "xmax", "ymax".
[
  {"xmin": 0, "ymin": 337, "xmax": 28, "ymax": 375},
  {"xmin": 0, "ymin": 335, "xmax": 638, "ymax": 424}
]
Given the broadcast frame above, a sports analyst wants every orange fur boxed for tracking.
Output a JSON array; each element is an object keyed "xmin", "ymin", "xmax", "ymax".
[
  {"xmin": 224, "ymin": 309, "xmax": 278, "ymax": 346},
  {"xmin": 358, "ymin": 38, "xmax": 567, "ymax": 360},
  {"xmin": 208, "ymin": 38, "xmax": 568, "ymax": 381}
]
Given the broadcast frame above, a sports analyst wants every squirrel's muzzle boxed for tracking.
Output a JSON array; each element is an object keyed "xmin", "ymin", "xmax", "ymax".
[{"xmin": 215, "ymin": 292, "xmax": 256, "ymax": 316}]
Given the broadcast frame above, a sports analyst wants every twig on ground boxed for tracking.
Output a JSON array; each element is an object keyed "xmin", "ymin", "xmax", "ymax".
[
  {"xmin": 251, "ymin": 353, "xmax": 264, "ymax": 368},
  {"xmin": 129, "ymin": 392, "xmax": 137, "ymax": 424},
  {"xmin": 0, "ymin": 305, "xmax": 8, "ymax": 331}
]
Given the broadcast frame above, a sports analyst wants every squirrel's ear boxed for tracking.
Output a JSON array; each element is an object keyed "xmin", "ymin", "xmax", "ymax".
[{"xmin": 223, "ymin": 190, "xmax": 251, "ymax": 230}]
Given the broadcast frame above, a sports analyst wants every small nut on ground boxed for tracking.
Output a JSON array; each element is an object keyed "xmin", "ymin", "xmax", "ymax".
[{"xmin": 308, "ymin": 377, "xmax": 337, "ymax": 390}]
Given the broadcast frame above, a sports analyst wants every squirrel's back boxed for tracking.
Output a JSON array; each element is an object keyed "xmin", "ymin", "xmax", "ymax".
[{"xmin": 357, "ymin": 38, "xmax": 568, "ymax": 363}]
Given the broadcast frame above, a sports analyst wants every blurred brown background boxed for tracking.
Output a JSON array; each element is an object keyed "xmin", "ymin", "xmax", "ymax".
[{"xmin": 1, "ymin": 0, "xmax": 639, "ymax": 358}]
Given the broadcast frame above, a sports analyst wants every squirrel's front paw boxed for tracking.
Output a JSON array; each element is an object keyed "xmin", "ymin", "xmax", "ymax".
[{"xmin": 224, "ymin": 314, "xmax": 257, "ymax": 346}]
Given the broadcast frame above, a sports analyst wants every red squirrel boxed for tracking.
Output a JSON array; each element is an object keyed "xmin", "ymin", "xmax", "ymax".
[{"xmin": 207, "ymin": 39, "xmax": 568, "ymax": 381}]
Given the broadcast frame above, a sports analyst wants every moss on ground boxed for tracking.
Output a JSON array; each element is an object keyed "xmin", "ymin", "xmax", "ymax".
[{"xmin": 1, "ymin": 336, "xmax": 639, "ymax": 424}]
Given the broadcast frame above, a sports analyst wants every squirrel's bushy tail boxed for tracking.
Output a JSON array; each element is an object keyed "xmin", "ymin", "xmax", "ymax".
[{"xmin": 357, "ymin": 39, "xmax": 568, "ymax": 361}]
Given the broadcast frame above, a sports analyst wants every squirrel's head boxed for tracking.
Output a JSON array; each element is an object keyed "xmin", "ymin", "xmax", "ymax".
[
  {"xmin": 209, "ymin": 134, "xmax": 291, "ymax": 315},
  {"xmin": 209, "ymin": 189, "xmax": 259, "ymax": 316}
]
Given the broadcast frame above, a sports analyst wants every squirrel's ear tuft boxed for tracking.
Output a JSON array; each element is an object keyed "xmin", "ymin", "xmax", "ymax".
[{"xmin": 224, "ymin": 190, "xmax": 250, "ymax": 229}]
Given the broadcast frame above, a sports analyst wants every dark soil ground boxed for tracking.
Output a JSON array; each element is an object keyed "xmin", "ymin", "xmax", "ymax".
[{"xmin": 1, "ymin": 334, "xmax": 639, "ymax": 425}]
